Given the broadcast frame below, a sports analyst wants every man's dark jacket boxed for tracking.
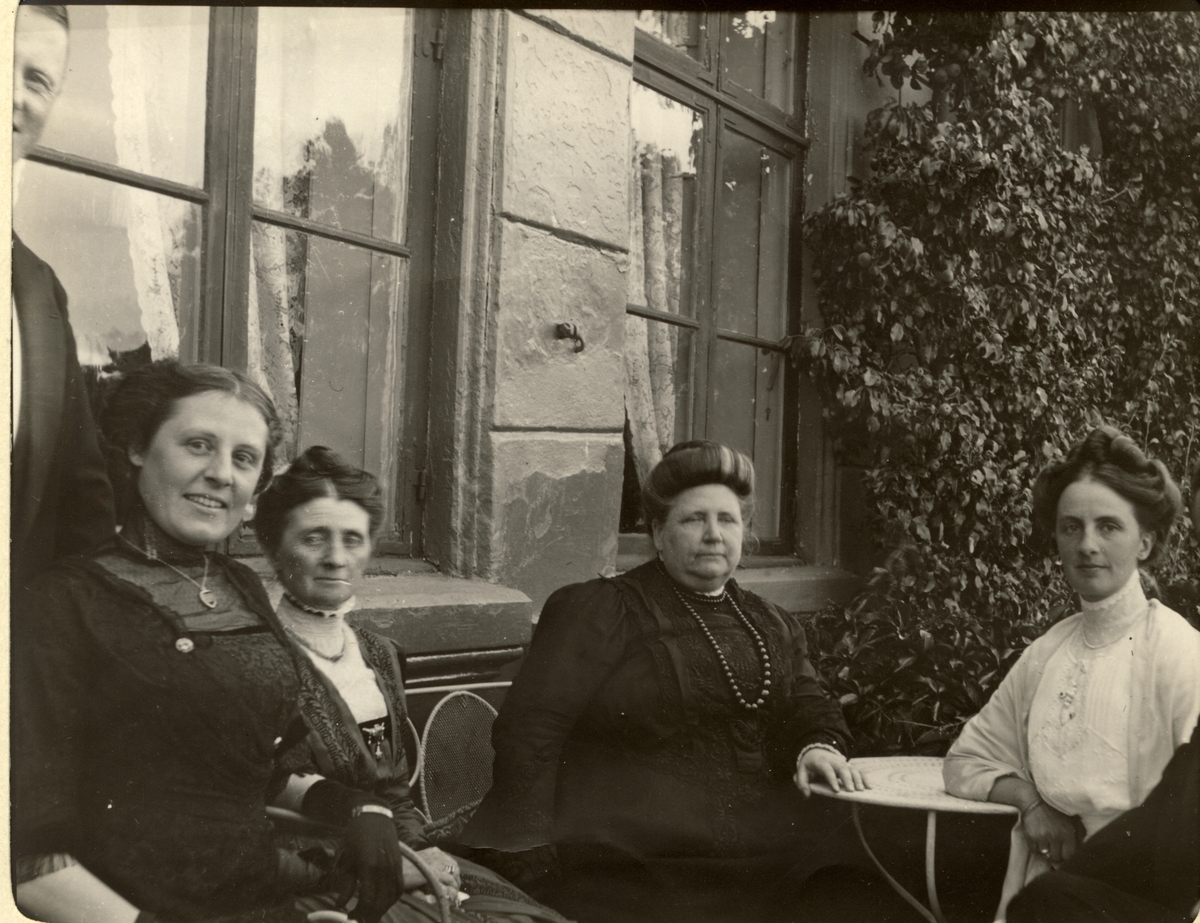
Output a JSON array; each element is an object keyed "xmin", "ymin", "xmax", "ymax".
[{"xmin": 11, "ymin": 234, "xmax": 114, "ymax": 594}]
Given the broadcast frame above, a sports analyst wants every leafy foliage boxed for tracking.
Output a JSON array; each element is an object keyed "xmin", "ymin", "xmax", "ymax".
[{"xmin": 800, "ymin": 12, "xmax": 1200, "ymax": 755}]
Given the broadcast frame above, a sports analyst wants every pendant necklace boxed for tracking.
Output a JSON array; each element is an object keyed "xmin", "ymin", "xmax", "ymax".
[{"xmin": 121, "ymin": 535, "xmax": 217, "ymax": 609}]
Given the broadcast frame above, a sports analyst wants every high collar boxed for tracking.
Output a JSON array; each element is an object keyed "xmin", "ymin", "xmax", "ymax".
[
  {"xmin": 1079, "ymin": 568, "xmax": 1148, "ymax": 636},
  {"xmin": 276, "ymin": 592, "xmax": 357, "ymax": 648},
  {"xmin": 118, "ymin": 494, "xmax": 211, "ymax": 566}
]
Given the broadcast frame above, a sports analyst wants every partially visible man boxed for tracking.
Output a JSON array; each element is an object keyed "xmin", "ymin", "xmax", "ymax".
[{"xmin": 11, "ymin": 4, "xmax": 115, "ymax": 594}]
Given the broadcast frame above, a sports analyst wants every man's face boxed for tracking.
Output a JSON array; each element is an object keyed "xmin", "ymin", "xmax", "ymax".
[{"xmin": 12, "ymin": 7, "xmax": 69, "ymax": 163}]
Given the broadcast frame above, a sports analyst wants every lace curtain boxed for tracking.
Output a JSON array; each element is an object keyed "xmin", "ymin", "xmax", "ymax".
[
  {"xmin": 105, "ymin": 7, "xmax": 186, "ymax": 360},
  {"xmin": 625, "ymin": 141, "xmax": 685, "ymax": 488}
]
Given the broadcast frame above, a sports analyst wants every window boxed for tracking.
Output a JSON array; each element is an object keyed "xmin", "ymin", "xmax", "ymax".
[
  {"xmin": 622, "ymin": 12, "xmax": 808, "ymax": 552},
  {"xmin": 14, "ymin": 6, "xmax": 441, "ymax": 554}
]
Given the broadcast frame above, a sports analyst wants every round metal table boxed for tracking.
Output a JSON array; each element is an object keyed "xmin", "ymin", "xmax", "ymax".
[{"xmin": 810, "ymin": 756, "xmax": 1017, "ymax": 923}]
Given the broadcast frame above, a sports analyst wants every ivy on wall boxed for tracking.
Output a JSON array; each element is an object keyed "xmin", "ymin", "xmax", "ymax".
[{"xmin": 798, "ymin": 12, "xmax": 1200, "ymax": 754}]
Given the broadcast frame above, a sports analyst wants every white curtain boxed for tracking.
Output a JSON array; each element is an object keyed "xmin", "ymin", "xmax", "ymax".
[
  {"xmin": 625, "ymin": 141, "xmax": 684, "ymax": 488},
  {"xmin": 105, "ymin": 7, "xmax": 183, "ymax": 360}
]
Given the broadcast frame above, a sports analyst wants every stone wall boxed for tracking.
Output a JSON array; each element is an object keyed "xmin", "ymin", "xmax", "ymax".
[{"xmin": 479, "ymin": 11, "xmax": 635, "ymax": 611}]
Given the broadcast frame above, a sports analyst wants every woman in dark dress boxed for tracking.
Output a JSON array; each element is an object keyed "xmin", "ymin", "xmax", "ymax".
[
  {"xmin": 11, "ymin": 362, "xmax": 407, "ymax": 923},
  {"xmin": 461, "ymin": 441, "xmax": 866, "ymax": 923},
  {"xmin": 256, "ymin": 446, "xmax": 572, "ymax": 923}
]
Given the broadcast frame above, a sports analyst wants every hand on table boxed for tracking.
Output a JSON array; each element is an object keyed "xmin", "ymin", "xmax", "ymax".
[
  {"xmin": 794, "ymin": 747, "xmax": 867, "ymax": 797},
  {"xmin": 1021, "ymin": 800, "xmax": 1080, "ymax": 866}
]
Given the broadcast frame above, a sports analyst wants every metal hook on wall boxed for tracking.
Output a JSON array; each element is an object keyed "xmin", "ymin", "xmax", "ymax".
[{"xmin": 555, "ymin": 322, "xmax": 585, "ymax": 353}]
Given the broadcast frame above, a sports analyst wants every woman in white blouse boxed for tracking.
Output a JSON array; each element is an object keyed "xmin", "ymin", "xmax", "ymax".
[{"xmin": 943, "ymin": 426, "xmax": 1200, "ymax": 918}]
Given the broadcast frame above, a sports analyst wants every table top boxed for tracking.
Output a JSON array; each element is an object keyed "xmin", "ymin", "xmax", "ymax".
[{"xmin": 809, "ymin": 756, "xmax": 1018, "ymax": 815}]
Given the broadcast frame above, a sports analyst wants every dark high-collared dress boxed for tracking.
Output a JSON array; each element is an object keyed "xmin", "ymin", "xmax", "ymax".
[
  {"xmin": 462, "ymin": 560, "xmax": 853, "ymax": 923},
  {"xmin": 11, "ymin": 541, "xmax": 305, "ymax": 922}
]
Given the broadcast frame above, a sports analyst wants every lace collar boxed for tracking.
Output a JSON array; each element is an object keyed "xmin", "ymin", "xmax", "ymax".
[
  {"xmin": 276, "ymin": 591, "xmax": 357, "ymax": 648},
  {"xmin": 1078, "ymin": 569, "xmax": 1148, "ymax": 647}
]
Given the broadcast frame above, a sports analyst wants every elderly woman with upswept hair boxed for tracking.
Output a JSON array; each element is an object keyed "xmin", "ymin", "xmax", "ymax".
[
  {"xmin": 944, "ymin": 426, "xmax": 1200, "ymax": 920},
  {"xmin": 462, "ymin": 441, "xmax": 865, "ymax": 923}
]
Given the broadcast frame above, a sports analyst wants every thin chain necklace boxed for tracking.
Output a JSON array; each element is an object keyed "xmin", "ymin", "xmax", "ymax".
[
  {"xmin": 671, "ymin": 583, "xmax": 773, "ymax": 711},
  {"xmin": 282, "ymin": 622, "xmax": 348, "ymax": 662},
  {"xmin": 120, "ymin": 535, "xmax": 217, "ymax": 609}
]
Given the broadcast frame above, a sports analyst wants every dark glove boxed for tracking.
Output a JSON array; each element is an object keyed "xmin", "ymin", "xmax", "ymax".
[
  {"xmin": 332, "ymin": 810, "xmax": 403, "ymax": 923},
  {"xmin": 301, "ymin": 780, "xmax": 402, "ymax": 923}
]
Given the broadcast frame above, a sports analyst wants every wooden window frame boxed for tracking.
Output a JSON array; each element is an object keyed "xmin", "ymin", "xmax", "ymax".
[
  {"xmin": 619, "ymin": 16, "xmax": 810, "ymax": 559},
  {"xmin": 25, "ymin": 6, "xmax": 440, "ymax": 557}
]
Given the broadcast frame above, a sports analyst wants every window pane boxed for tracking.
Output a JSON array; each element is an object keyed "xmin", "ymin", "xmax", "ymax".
[
  {"xmin": 714, "ymin": 127, "xmax": 791, "ymax": 341},
  {"xmin": 39, "ymin": 5, "xmax": 208, "ymax": 187},
  {"xmin": 621, "ymin": 319, "xmax": 695, "ymax": 532},
  {"xmin": 708, "ymin": 339, "xmax": 784, "ymax": 539},
  {"xmin": 14, "ymin": 161, "xmax": 201, "ymax": 368},
  {"xmin": 629, "ymin": 83, "xmax": 702, "ymax": 321},
  {"xmin": 721, "ymin": 12, "xmax": 796, "ymax": 113},
  {"xmin": 636, "ymin": 11, "xmax": 702, "ymax": 61},
  {"xmin": 254, "ymin": 8, "xmax": 414, "ymax": 243},
  {"xmin": 248, "ymin": 225, "xmax": 408, "ymax": 468}
]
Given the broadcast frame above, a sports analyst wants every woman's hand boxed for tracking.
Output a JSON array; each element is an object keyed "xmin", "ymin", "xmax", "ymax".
[
  {"xmin": 1021, "ymin": 800, "xmax": 1080, "ymax": 866},
  {"xmin": 332, "ymin": 811, "xmax": 403, "ymax": 923},
  {"xmin": 793, "ymin": 746, "xmax": 867, "ymax": 797},
  {"xmin": 401, "ymin": 846, "xmax": 460, "ymax": 894}
]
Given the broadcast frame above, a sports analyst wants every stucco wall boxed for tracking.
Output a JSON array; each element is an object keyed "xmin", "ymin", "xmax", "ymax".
[{"xmin": 479, "ymin": 11, "xmax": 635, "ymax": 611}]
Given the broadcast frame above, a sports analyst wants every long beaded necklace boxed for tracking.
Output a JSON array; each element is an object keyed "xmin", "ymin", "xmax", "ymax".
[
  {"xmin": 120, "ymin": 534, "xmax": 217, "ymax": 609},
  {"xmin": 671, "ymin": 583, "xmax": 773, "ymax": 711}
]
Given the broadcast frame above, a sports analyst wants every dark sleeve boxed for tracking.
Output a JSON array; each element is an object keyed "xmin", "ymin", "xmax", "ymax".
[
  {"xmin": 10, "ymin": 570, "xmax": 97, "ymax": 857},
  {"xmin": 53, "ymin": 279, "xmax": 116, "ymax": 559},
  {"xmin": 460, "ymin": 579, "xmax": 640, "ymax": 850},
  {"xmin": 766, "ymin": 602, "xmax": 853, "ymax": 775},
  {"xmin": 1060, "ymin": 724, "xmax": 1199, "ymax": 917}
]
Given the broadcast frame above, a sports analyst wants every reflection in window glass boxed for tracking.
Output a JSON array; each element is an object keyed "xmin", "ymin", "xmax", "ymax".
[
  {"xmin": 620, "ymin": 321, "xmax": 695, "ymax": 532},
  {"xmin": 635, "ymin": 11, "xmax": 702, "ymax": 61},
  {"xmin": 721, "ymin": 11, "xmax": 795, "ymax": 113},
  {"xmin": 38, "ymin": 5, "xmax": 208, "ymax": 187},
  {"xmin": 714, "ymin": 129, "xmax": 791, "ymax": 341},
  {"xmin": 254, "ymin": 8, "xmax": 413, "ymax": 243},
  {"xmin": 709, "ymin": 339, "xmax": 784, "ymax": 537},
  {"xmin": 249, "ymin": 227, "xmax": 407, "ymax": 463},
  {"xmin": 14, "ymin": 162, "xmax": 200, "ymax": 368}
]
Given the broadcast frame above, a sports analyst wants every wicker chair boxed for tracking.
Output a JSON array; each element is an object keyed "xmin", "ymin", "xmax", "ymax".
[{"xmin": 418, "ymin": 690, "xmax": 498, "ymax": 845}]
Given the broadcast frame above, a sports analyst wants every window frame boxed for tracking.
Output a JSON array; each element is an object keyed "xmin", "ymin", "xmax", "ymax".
[
  {"xmin": 23, "ymin": 6, "xmax": 440, "ymax": 557},
  {"xmin": 621, "ymin": 16, "xmax": 809, "ymax": 557}
]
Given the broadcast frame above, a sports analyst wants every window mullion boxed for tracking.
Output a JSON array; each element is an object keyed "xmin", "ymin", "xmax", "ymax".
[{"xmin": 200, "ymin": 7, "xmax": 257, "ymax": 370}]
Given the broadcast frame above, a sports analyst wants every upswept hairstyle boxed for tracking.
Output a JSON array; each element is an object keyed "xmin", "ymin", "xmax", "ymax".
[
  {"xmin": 254, "ymin": 446, "xmax": 385, "ymax": 556},
  {"xmin": 102, "ymin": 360, "xmax": 283, "ymax": 496},
  {"xmin": 642, "ymin": 440, "xmax": 756, "ymax": 536},
  {"xmin": 1032, "ymin": 425, "xmax": 1182, "ymax": 564}
]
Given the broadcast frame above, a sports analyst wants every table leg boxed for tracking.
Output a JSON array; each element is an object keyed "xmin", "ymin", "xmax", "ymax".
[
  {"xmin": 925, "ymin": 810, "xmax": 945, "ymax": 923},
  {"xmin": 850, "ymin": 802, "xmax": 941, "ymax": 923}
]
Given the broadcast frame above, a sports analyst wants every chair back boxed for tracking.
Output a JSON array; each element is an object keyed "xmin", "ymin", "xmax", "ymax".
[{"xmin": 419, "ymin": 690, "xmax": 498, "ymax": 841}]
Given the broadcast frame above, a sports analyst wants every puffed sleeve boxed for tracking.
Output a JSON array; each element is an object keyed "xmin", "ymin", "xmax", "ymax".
[
  {"xmin": 764, "ymin": 601, "xmax": 852, "ymax": 775},
  {"xmin": 943, "ymin": 645, "xmax": 1038, "ymax": 802},
  {"xmin": 460, "ymin": 578, "xmax": 641, "ymax": 850},
  {"xmin": 10, "ymin": 569, "xmax": 97, "ymax": 858}
]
